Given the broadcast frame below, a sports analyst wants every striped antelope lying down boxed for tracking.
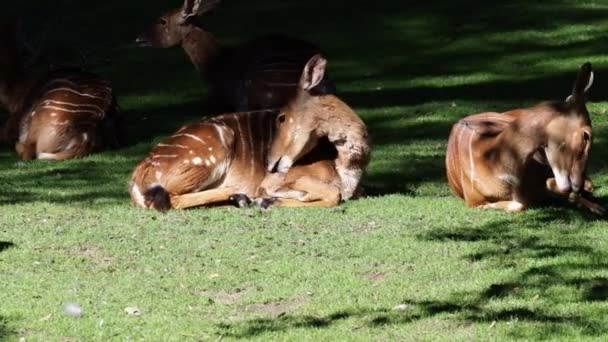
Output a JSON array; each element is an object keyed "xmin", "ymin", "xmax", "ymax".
[
  {"xmin": 135, "ymin": 0, "xmax": 334, "ymax": 111},
  {"xmin": 0, "ymin": 23, "xmax": 122, "ymax": 160},
  {"xmin": 129, "ymin": 55, "xmax": 354, "ymax": 210},
  {"xmin": 446, "ymin": 63, "xmax": 604, "ymax": 214}
]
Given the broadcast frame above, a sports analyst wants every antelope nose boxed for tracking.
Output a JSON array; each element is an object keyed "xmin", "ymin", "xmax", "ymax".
[
  {"xmin": 571, "ymin": 181, "xmax": 582, "ymax": 194},
  {"xmin": 135, "ymin": 36, "xmax": 148, "ymax": 46}
]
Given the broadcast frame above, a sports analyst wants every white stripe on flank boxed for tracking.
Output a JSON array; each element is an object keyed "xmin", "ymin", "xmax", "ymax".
[
  {"xmin": 45, "ymin": 87, "xmax": 108, "ymax": 100},
  {"xmin": 246, "ymin": 113, "xmax": 255, "ymax": 178},
  {"xmin": 235, "ymin": 114, "xmax": 247, "ymax": 163},
  {"xmin": 40, "ymin": 105, "xmax": 101, "ymax": 115},
  {"xmin": 152, "ymin": 154, "xmax": 178, "ymax": 159},
  {"xmin": 457, "ymin": 127, "xmax": 466, "ymax": 189},
  {"xmin": 157, "ymin": 143, "xmax": 189, "ymax": 149},
  {"xmin": 214, "ymin": 124, "xmax": 227, "ymax": 148},
  {"xmin": 468, "ymin": 131, "xmax": 476, "ymax": 187},
  {"xmin": 41, "ymin": 100, "xmax": 105, "ymax": 112},
  {"xmin": 171, "ymin": 133, "xmax": 206, "ymax": 144}
]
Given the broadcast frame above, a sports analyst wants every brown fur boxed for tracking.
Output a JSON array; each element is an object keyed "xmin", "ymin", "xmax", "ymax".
[
  {"xmin": 267, "ymin": 55, "xmax": 371, "ymax": 200},
  {"xmin": 445, "ymin": 63, "xmax": 603, "ymax": 214},
  {"xmin": 0, "ymin": 23, "xmax": 122, "ymax": 160},
  {"xmin": 135, "ymin": 0, "xmax": 332, "ymax": 111},
  {"xmin": 129, "ymin": 110, "xmax": 340, "ymax": 210}
]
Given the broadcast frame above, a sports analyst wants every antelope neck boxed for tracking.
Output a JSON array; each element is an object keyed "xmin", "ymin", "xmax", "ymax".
[
  {"xmin": 498, "ymin": 111, "xmax": 549, "ymax": 166},
  {"xmin": 181, "ymin": 26, "xmax": 221, "ymax": 74}
]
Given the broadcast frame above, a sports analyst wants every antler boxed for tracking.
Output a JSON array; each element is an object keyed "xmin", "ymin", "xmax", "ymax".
[{"xmin": 182, "ymin": 0, "xmax": 222, "ymax": 21}]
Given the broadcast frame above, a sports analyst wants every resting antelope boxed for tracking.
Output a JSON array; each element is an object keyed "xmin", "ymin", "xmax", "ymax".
[
  {"xmin": 135, "ymin": 0, "xmax": 334, "ymax": 111},
  {"xmin": 0, "ymin": 23, "xmax": 122, "ymax": 160},
  {"xmin": 446, "ymin": 63, "xmax": 604, "ymax": 214},
  {"xmin": 129, "ymin": 55, "xmax": 368, "ymax": 210}
]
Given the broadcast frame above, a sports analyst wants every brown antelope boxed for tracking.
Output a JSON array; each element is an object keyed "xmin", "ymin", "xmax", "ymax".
[
  {"xmin": 0, "ymin": 23, "xmax": 122, "ymax": 160},
  {"xmin": 135, "ymin": 0, "xmax": 334, "ymax": 111},
  {"xmin": 446, "ymin": 63, "xmax": 604, "ymax": 215},
  {"xmin": 129, "ymin": 55, "xmax": 355, "ymax": 210}
]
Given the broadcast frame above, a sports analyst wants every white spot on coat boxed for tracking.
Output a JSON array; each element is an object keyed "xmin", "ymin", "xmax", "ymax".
[
  {"xmin": 192, "ymin": 157, "xmax": 203, "ymax": 165},
  {"xmin": 210, "ymin": 156, "xmax": 216, "ymax": 164}
]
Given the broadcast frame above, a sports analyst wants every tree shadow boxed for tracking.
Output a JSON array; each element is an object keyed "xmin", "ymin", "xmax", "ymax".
[{"xmin": 1, "ymin": 0, "xmax": 608, "ymax": 203}]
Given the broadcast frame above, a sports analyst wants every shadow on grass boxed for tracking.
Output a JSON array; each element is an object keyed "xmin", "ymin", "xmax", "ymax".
[
  {"xmin": 0, "ymin": 241, "xmax": 15, "ymax": 252},
  {"xmin": 2, "ymin": 0, "xmax": 608, "ymax": 204},
  {"xmin": 217, "ymin": 211, "xmax": 608, "ymax": 338}
]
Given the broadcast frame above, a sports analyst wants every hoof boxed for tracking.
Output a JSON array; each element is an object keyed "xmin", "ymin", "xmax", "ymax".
[
  {"xmin": 255, "ymin": 197, "xmax": 278, "ymax": 210},
  {"xmin": 229, "ymin": 194, "xmax": 252, "ymax": 208}
]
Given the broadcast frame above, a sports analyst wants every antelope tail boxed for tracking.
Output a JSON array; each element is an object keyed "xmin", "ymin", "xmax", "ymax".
[{"xmin": 143, "ymin": 185, "xmax": 172, "ymax": 211}]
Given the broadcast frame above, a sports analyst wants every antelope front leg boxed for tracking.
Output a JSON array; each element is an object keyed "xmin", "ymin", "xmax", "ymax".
[
  {"xmin": 546, "ymin": 178, "xmax": 605, "ymax": 215},
  {"xmin": 261, "ymin": 175, "xmax": 341, "ymax": 208},
  {"xmin": 479, "ymin": 201, "xmax": 525, "ymax": 213},
  {"xmin": 171, "ymin": 187, "xmax": 239, "ymax": 209}
]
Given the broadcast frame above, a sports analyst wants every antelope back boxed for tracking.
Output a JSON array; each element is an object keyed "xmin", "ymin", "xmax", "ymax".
[{"xmin": 15, "ymin": 68, "xmax": 120, "ymax": 160}]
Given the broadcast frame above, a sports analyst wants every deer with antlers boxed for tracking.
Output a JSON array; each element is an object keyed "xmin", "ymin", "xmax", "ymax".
[
  {"xmin": 0, "ymin": 23, "xmax": 123, "ymax": 160},
  {"xmin": 446, "ymin": 63, "xmax": 604, "ymax": 215},
  {"xmin": 135, "ymin": 0, "xmax": 334, "ymax": 111},
  {"xmin": 129, "ymin": 55, "xmax": 369, "ymax": 210}
]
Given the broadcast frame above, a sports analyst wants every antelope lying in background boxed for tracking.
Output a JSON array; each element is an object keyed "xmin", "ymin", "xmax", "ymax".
[
  {"xmin": 0, "ymin": 23, "xmax": 122, "ymax": 160},
  {"xmin": 129, "ymin": 55, "xmax": 369, "ymax": 210},
  {"xmin": 446, "ymin": 63, "xmax": 604, "ymax": 214},
  {"xmin": 135, "ymin": 0, "xmax": 334, "ymax": 111}
]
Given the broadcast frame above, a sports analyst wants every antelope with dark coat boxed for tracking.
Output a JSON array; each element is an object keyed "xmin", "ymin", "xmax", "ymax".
[
  {"xmin": 129, "ymin": 55, "xmax": 362, "ymax": 210},
  {"xmin": 446, "ymin": 63, "xmax": 604, "ymax": 214},
  {"xmin": 0, "ymin": 23, "xmax": 122, "ymax": 160},
  {"xmin": 135, "ymin": 0, "xmax": 334, "ymax": 111}
]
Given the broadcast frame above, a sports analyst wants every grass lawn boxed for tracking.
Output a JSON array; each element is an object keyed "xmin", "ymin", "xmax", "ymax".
[{"xmin": 3, "ymin": 0, "xmax": 608, "ymax": 340}]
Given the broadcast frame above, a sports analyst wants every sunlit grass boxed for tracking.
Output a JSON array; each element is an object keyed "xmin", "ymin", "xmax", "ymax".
[{"xmin": 1, "ymin": 0, "xmax": 608, "ymax": 340}]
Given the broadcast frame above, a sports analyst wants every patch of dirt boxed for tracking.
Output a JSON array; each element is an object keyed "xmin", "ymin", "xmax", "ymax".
[
  {"xmin": 352, "ymin": 220, "xmax": 380, "ymax": 234},
  {"xmin": 366, "ymin": 271, "xmax": 386, "ymax": 282},
  {"xmin": 66, "ymin": 245, "xmax": 114, "ymax": 266},
  {"xmin": 198, "ymin": 287, "xmax": 254, "ymax": 305},
  {"xmin": 244, "ymin": 297, "xmax": 308, "ymax": 317}
]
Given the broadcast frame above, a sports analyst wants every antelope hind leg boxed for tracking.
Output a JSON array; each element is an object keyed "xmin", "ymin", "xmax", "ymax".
[{"xmin": 171, "ymin": 187, "xmax": 239, "ymax": 209}]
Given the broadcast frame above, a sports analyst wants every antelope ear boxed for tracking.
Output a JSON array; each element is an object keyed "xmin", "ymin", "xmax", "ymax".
[
  {"xmin": 181, "ymin": 0, "xmax": 197, "ymax": 22},
  {"xmin": 181, "ymin": 0, "xmax": 220, "ymax": 22},
  {"xmin": 569, "ymin": 62, "xmax": 593, "ymax": 102},
  {"xmin": 299, "ymin": 54, "xmax": 327, "ymax": 91},
  {"xmin": 460, "ymin": 119, "xmax": 505, "ymax": 136}
]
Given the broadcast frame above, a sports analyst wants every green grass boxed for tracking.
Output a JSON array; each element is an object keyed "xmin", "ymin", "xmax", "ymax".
[{"xmin": 2, "ymin": 0, "xmax": 608, "ymax": 340}]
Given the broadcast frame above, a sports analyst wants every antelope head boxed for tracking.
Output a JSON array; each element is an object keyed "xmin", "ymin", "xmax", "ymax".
[
  {"xmin": 267, "ymin": 55, "xmax": 328, "ymax": 173},
  {"xmin": 543, "ymin": 62, "xmax": 594, "ymax": 194},
  {"xmin": 135, "ymin": 0, "xmax": 221, "ymax": 48}
]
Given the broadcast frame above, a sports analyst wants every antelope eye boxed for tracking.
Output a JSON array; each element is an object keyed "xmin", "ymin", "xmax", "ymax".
[
  {"xmin": 159, "ymin": 18, "xmax": 168, "ymax": 26},
  {"xmin": 278, "ymin": 114, "xmax": 286, "ymax": 124}
]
